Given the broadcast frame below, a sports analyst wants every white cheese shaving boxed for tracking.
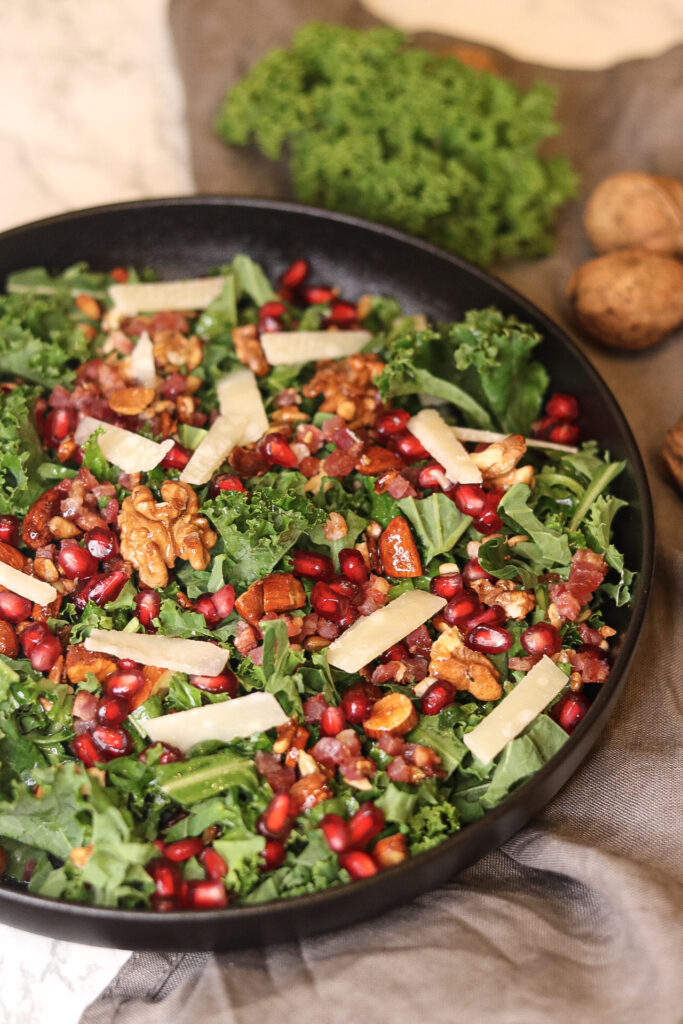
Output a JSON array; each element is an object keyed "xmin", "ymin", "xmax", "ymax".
[
  {"xmin": 327, "ymin": 590, "xmax": 446, "ymax": 674},
  {"xmin": 261, "ymin": 330, "xmax": 372, "ymax": 366},
  {"xmin": 129, "ymin": 331, "xmax": 156, "ymax": 387},
  {"xmin": 142, "ymin": 692, "xmax": 289, "ymax": 753},
  {"xmin": 179, "ymin": 415, "xmax": 246, "ymax": 486},
  {"xmin": 74, "ymin": 416, "xmax": 174, "ymax": 474},
  {"xmin": 85, "ymin": 628, "xmax": 229, "ymax": 677},
  {"xmin": 0, "ymin": 561, "xmax": 57, "ymax": 607},
  {"xmin": 216, "ymin": 368, "xmax": 269, "ymax": 444},
  {"xmin": 407, "ymin": 409, "xmax": 482, "ymax": 484},
  {"xmin": 463, "ymin": 656, "xmax": 568, "ymax": 765},
  {"xmin": 107, "ymin": 276, "xmax": 225, "ymax": 325},
  {"xmin": 452, "ymin": 425, "xmax": 579, "ymax": 454}
]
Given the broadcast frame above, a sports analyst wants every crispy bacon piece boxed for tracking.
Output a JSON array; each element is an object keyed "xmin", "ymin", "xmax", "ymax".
[{"xmin": 549, "ymin": 549, "xmax": 608, "ymax": 621}]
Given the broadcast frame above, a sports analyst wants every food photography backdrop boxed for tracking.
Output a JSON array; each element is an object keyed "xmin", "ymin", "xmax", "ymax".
[{"xmin": 0, "ymin": 0, "xmax": 681, "ymax": 1022}]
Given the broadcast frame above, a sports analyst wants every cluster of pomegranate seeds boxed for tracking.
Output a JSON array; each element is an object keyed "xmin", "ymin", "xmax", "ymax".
[{"xmin": 533, "ymin": 391, "xmax": 581, "ymax": 445}]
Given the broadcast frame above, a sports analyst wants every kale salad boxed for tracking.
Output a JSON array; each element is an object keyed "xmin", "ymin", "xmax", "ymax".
[{"xmin": 0, "ymin": 256, "xmax": 634, "ymax": 911}]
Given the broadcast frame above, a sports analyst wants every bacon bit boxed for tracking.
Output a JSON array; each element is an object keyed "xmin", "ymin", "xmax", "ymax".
[
  {"xmin": 303, "ymin": 693, "xmax": 329, "ymax": 723},
  {"xmin": 386, "ymin": 473, "xmax": 418, "ymax": 500},
  {"xmin": 322, "ymin": 449, "xmax": 356, "ymax": 478},
  {"xmin": 379, "ymin": 516, "xmax": 422, "ymax": 578},
  {"xmin": 298, "ymin": 456, "xmax": 321, "ymax": 478},
  {"xmin": 296, "ymin": 423, "xmax": 324, "ymax": 453},
  {"xmin": 568, "ymin": 645, "xmax": 611, "ymax": 683},
  {"xmin": 248, "ymin": 645, "xmax": 264, "ymax": 666},
  {"xmin": 405, "ymin": 624, "xmax": 432, "ymax": 658},
  {"xmin": 234, "ymin": 621, "xmax": 260, "ymax": 655},
  {"xmin": 355, "ymin": 445, "xmax": 405, "ymax": 476},
  {"xmin": 508, "ymin": 655, "xmax": 540, "ymax": 672},
  {"xmin": 357, "ymin": 574, "xmax": 390, "ymax": 616},
  {"xmin": 254, "ymin": 750, "xmax": 295, "ymax": 793},
  {"xmin": 370, "ymin": 657, "xmax": 428, "ymax": 685},
  {"xmin": 377, "ymin": 733, "xmax": 406, "ymax": 756},
  {"xmin": 229, "ymin": 446, "xmax": 270, "ymax": 478},
  {"xmin": 386, "ymin": 757, "xmax": 425, "ymax": 784},
  {"xmin": 549, "ymin": 550, "xmax": 608, "ymax": 621}
]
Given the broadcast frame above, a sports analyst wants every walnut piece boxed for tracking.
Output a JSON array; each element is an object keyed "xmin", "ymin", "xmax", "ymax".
[
  {"xmin": 429, "ymin": 625, "xmax": 502, "ymax": 701},
  {"xmin": 471, "ymin": 577, "xmax": 536, "ymax": 619},
  {"xmin": 662, "ymin": 415, "xmax": 683, "ymax": 493},
  {"xmin": 471, "ymin": 434, "xmax": 531, "ymax": 489},
  {"xmin": 118, "ymin": 481, "xmax": 217, "ymax": 588},
  {"xmin": 231, "ymin": 324, "xmax": 269, "ymax": 377},
  {"xmin": 153, "ymin": 330, "xmax": 203, "ymax": 372},
  {"xmin": 303, "ymin": 354, "xmax": 385, "ymax": 428}
]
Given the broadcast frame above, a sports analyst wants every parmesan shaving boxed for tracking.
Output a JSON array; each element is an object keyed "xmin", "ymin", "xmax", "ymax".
[
  {"xmin": 85, "ymin": 629, "xmax": 229, "ymax": 677},
  {"xmin": 0, "ymin": 561, "xmax": 57, "ymax": 607},
  {"xmin": 452, "ymin": 425, "xmax": 579, "ymax": 454},
  {"xmin": 74, "ymin": 416, "xmax": 174, "ymax": 474},
  {"xmin": 142, "ymin": 692, "xmax": 289, "ymax": 753},
  {"xmin": 261, "ymin": 330, "xmax": 372, "ymax": 365},
  {"xmin": 107, "ymin": 277, "xmax": 225, "ymax": 326},
  {"xmin": 216, "ymin": 368, "xmax": 269, "ymax": 444},
  {"xmin": 179, "ymin": 415, "xmax": 246, "ymax": 486},
  {"xmin": 129, "ymin": 331, "xmax": 156, "ymax": 387},
  {"xmin": 407, "ymin": 409, "xmax": 482, "ymax": 484}
]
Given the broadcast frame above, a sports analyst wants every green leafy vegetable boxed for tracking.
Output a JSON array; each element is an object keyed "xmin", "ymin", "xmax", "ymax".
[
  {"xmin": 397, "ymin": 493, "xmax": 471, "ymax": 563},
  {"xmin": 0, "ymin": 290, "xmax": 97, "ymax": 387},
  {"xmin": 0, "ymin": 386, "xmax": 57, "ymax": 515}
]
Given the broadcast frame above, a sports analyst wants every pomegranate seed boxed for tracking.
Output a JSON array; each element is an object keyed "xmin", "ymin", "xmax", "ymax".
[
  {"xmin": 552, "ymin": 692, "xmax": 590, "ymax": 734},
  {"xmin": 117, "ymin": 658, "xmax": 139, "ymax": 671},
  {"xmin": 466, "ymin": 624, "xmax": 513, "ymax": 654},
  {"xmin": 418, "ymin": 462, "xmax": 446, "ymax": 489},
  {"xmin": 472, "ymin": 510, "xmax": 503, "ymax": 535},
  {"xmin": 260, "ymin": 839, "xmax": 286, "ymax": 871},
  {"xmin": 375, "ymin": 409, "xmax": 411, "ymax": 436},
  {"xmin": 201, "ymin": 847, "xmax": 228, "ymax": 879},
  {"xmin": 84, "ymin": 527, "xmax": 117, "ymax": 560},
  {"xmin": 320, "ymin": 814, "xmax": 351, "ymax": 853},
  {"xmin": 465, "ymin": 604, "xmax": 506, "ymax": 630},
  {"xmin": 72, "ymin": 733, "xmax": 99, "ymax": 768},
  {"xmin": 311, "ymin": 581, "xmax": 349, "ymax": 621},
  {"xmin": 339, "ymin": 850, "xmax": 378, "ymax": 879},
  {"xmin": 151, "ymin": 896, "xmax": 177, "ymax": 913},
  {"xmin": 258, "ymin": 314, "xmax": 281, "ymax": 333},
  {"xmin": 381, "ymin": 641, "xmax": 408, "ymax": 663},
  {"xmin": 338, "ymin": 548, "xmax": 369, "ymax": 584},
  {"xmin": 160, "ymin": 443, "xmax": 191, "ymax": 471},
  {"xmin": 320, "ymin": 705, "xmax": 346, "ymax": 736},
  {"xmin": 19, "ymin": 621, "xmax": 50, "ymax": 655},
  {"xmin": 280, "ymin": 258, "xmax": 309, "ymax": 290},
  {"xmin": 329, "ymin": 300, "xmax": 357, "ymax": 326},
  {"xmin": 109, "ymin": 267, "xmax": 128, "ymax": 283},
  {"xmin": 0, "ymin": 590, "xmax": 32, "ymax": 623},
  {"xmin": 291, "ymin": 549, "xmax": 334, "ymax": 581},
  {"xmin": 303, "ymin": 286, "xmax": 334, "ymax": 305},
  {"xmin": 451, "ymin": 484, "xmax": 487, "ymax": 517},
  {"xmin": 189, "ymin": 670, "xmax": 238, "ymax": 696},
  {"xmin": 149, "ymin": 859, "xmax": 180, "ymax": 898},
  {"xmin": 462, "ymin": 557, "xmax": 493, "ymax": 586},
  {"xmin": 329, "ymin": 577, "xmax": 361, "ymax": 602},
  {"xmin": 106, "ymin": 669, "xmax": 146, "ymax": 700},
  {"xmin": 531, "ymin": 415, "xmax": 558, "ymax": 440},
  {"xmin": 549, "ymin": 423, "xmax": 580, "ymax": 445},
  {"xmin": 211, "ymin": 583, "xmax": 235, "ymax": 619},
  {"xmin": 261, "ymin": 432, "xmax": 298, "ymax": 468},
  {"xmin": 92, "ymin": 725, "xmax": 132, "ymax": 759},
  {"xmin": 0, "ymin": 515, "xmax": 20, "ymax": 546},
  {"xmin": 341, "ymin": 687, "xmax": 371, "ymax": 724},
  {"xmin": 336, "ymin": 605, "xmax": 359, "ymax": 630},
  {"xmin": 443, "ymin": 591, "xmax": 481, "ymax": 626},
  {"xmin": 164, "ymin": 837, "xmax": 204, "ymax": 862},
  {"xmin": 58, "ymin": 542, "xmax": 99, "ymax": 580},
  {"xmin": 257, "ymin": 793, "xmax": 298, "ymax": 841},
  {"xmin": 545, "ymin": 392, "xmax": 579, "ymax": 422},
  {"xmin": 73, "ymin": 570, "xmax": 127, "ymax": 611},
  {"xmin": 259, "ymin": 300, "xmax": 287, "ymax": 319},
  {"xmin": 521, "ymin": 622, "xmax": 562, "ymax": 656},
  {"xmin": 210, "ymin": 473, "xmax": 246, "ymax": 497},
  {"xmin": 96, "ymin": 694, "xmax": 130, "ymax": 727},
  {"xmin": 29, "ymin": 635, "xmax": 61, "ymax": 672},
  {"xmin": 394, "ymin": 433, "xmax": 428, "ymax": 463},
  {"xmin": 135, "ymin": 589, "xmax": 160, "ymax": 631},
  {"xmin": 158, "ymin": 743, "xmax": 184, "ymax": 764},
  {"xmin": 44, "ymin": 407, "xmax": 76, "ymax": 447},
  {"xmin": 348, "ymin": 803, "xmax": 385, "ymax": 849},
  {"xmin": 185, "ymin": 879, "xmax": 228, "ymax": 909},
  {"xmin": 421, "ymin": 679, "xmax": 456, "ymax": 715},
  {"xmin": 430, "ymin": 573, "xmax": 463, "ymax": 599},
  {"xmin": 195, "ymin": 594, "xmax": 220, "ymax": 628}
]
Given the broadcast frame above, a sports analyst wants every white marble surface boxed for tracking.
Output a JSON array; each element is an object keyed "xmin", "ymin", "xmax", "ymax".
[{"xmin": 0, "ymin": 1, "xmax": 680, "ymax": 1022}]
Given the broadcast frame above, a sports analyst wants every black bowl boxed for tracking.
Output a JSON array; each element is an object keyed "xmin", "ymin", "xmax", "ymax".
[{"xmin": 0, "ymin": 197, "xmax": 653, "ymax": 950}]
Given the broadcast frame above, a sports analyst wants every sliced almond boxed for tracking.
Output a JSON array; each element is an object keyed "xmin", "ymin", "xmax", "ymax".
[
  {"xmin": 363, "ymin": 692, "xmax": 418, "ymax": 739},
  {"xmin": 108, "ymin": 386, "xmax": 156, "ymax": 416}
]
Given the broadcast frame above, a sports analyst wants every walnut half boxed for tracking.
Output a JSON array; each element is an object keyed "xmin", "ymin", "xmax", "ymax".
[
  {"xmin": 118, "ymin": 481, "xmax": 217, "ymax": 588},
  {"xmin": 429, "ymin": 625, "xmax": 502, "ymax": 701}
]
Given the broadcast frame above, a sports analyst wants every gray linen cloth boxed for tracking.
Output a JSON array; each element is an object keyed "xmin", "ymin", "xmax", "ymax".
[{"xmin": 81, "ymin": 4, "xmax": 683, "ymax": 1020}]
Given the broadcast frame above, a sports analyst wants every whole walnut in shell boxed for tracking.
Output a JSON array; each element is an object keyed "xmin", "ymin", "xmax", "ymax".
[{"xmin": 584, "ymin": 172, "xmax": 683, "ymax": 256}]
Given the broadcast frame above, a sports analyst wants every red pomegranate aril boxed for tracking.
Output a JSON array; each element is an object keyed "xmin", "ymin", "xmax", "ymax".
[
  {"xmin": 160, "ymin": 443, "xmax": 191, "ymax": 471},
  {"xmin": 473, "ymin": 510, "xmax": 503, "ymax": 535},
  {"xmin": 552, "ymin": 692, "xmax": 590, "ymax": 734},
  {"xmin": 106, "ymin": 669, "xmax": 146, "ymax": 700},
  {"xmin": 164, "ymin": 837, "xmax": 204, "ymax": 863},
  {"xmin": 329, "ymin": 578, "xmax": 360, "ymax": 602},
  {"xmin": 291, "ymin": 549, "xmax": 333, "ymax": 581},
  {"xmin": 158, "ymin": 743, "xmax": 184, "ymax": 765},
  {"xmin": 374, "ymin": 408, "xmax": 410, "ymax": 436},
  {"xmin": 462, "ymin": 557, "xmax": 493, "ymax": 586},
  {"xmin": 151, "ymin": 896, "xmax": 177, "ymax": 913},
  {"xmin": 465, "ymin": 604, "xmax": 506, "ymax": 630},
  {"xmin": 466, "ymin": 624, "xmax": 513, "ymax": 654},
  {"xmin": 84, "ymin": 527, "xmax": 117, "ymax": 560},
  {"xmin": 58, "ymin": 542, "xmax": 99, "ymax": 580},
  {"xmin": 29, "ymin": 635, "xmax": 61, "ymax": 672},
  {"xmin": 92, "ymin": 725, "xmax": 132, "ymax": 759},
  {"xmin": 348, "ymin": 803, "xmax": 385, "ymax": 849},
  {"xmin": 280, "ymin": 258, "xmax": 309, "ymax": 290},
  {"xmin": 430, "ymin": 573, "xmax": 463, "ymax": 599},
  {"xmin": 311, "ymin": 581, "xmax": 349, "ymax": 621},
  {"xmin": 0, "ymin": 591, "xmax": 32, "ymax": 624},
  {"xmin": 320, "ymin": 814, "xmax": 351, "ymax": 853},
  {"xmin": 211, "ymin": 583, "xmax": 236, "ymax": 619},
  {"xmin": 189, "ymin": 670, "xmax": 238, "ymax": 696},
  {"xmin": 185, "ymin": 879, "xmax": 228, "ymax": 909},
  {"xmin": 451, "ymin": 483, "xmax": 488, "ymax": 518},
  {"xmin": 303, "ymin": 285, "xmax": 334, "ymax": 305},
  {"xmin": 335, "ymin": 605, "xmax": 358, "ymax": 630},
  {"xmin": 545, "ymin": 392, "xmax": 579, "ymax": 422},
  {"xmin": 443, "ymin": 591, "xmax": 481, "ymax": 626},
  {"xmin": 210, "ymin": 473, "xmax": 246, "ymax": 497},
  {"xmin": 339, "ymin": 850, "xmax": 378, "ymax": 879},
  {"xmin": 521, "ymin": 622, "xmax": 562, "ymax": 657},
  {"xmin": 341, "ymin": 688, "xmax": 371, "ymax": 724},
  {"xmin": 421, "ymin": 679, "xmax": 456, "ymax": 715},
  {"xmin": 259, "ymin": 300, "xmax": 287, "ymax": 319},
  {"xmin": 109, "ymin": 266, "xmax": 129, "ymax": 283},
  {"xmin": 257, "ymin": 793, "xmax": 298, "ymax": 841},
  {"xmin": 135, "ymin": 589, "xmax": 160, "ymax": 631},
  {"xmin": 195, "ymin": 594, "xmax": 220, "ymax": 628},
  {"xmin": 73, "ymin": 570, "xmax": 127, "ymax": 611},
  {"xmin": 320, "ymin": 705, "xmax": 346, "ymax": 736},
  {"xmin": 418, "ymin": 462, "xmax": 446, "ymax": 489},
  {"xmin": 44, "ymin": 407, "xmax": 76, "ymax": 447},
  {"xmin": 72, "ymin": 733, "xmax": 100, "ymax": 768},
  {"xmin": 549, "ymin": 423, "xmax": 581, "ymax": 446},
  {"xmin": 260, "ymin": 839, "xmax": 286, "ymax": 871},
  {"xmin": 258, "ymin": 315, "xmax": 281, "ymax": 333},
  {"xmin": 0, "ymin": 515, "xmax": 20, "ymax": 547},
  {"xmin": 329, "ymin": 300, "xmax": 357, "ymax": 326},
  {"xmin": 201, "ymin": 847, "xmax": 228, "ymax": 880},
  {"xmin": 381, "ymin": 641, "xmax": 408, "ymax": 663},
  {"xmin": 149, "ymin": 859, "xmax": 181, "ymax": 898},
  {"xmin": 96, "ymin": 694, "xmax": 130, "ymax": 727},
  {"xmin": 338, "ymin": 547, "xmax": 369, "ymax": 584},
  {"xmin": 262, "ymin": 432, "xmax": 298, "ymax": 468},
  {"xmin": 19, "ymin": 621, "xmax": 50, "ymax": 655},
  {"xmin": 394, "ymin": 433, "xmax": 428, "ymax": 463}
]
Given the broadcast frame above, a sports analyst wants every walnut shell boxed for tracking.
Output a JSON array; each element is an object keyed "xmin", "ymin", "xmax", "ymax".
[
  {"xmin": 584, "ymin": 172, "xmax": 683, "ymax": 256},
  {"xmin": 567, "ymin": 249, "xmax": 683, "ymax": 349}
]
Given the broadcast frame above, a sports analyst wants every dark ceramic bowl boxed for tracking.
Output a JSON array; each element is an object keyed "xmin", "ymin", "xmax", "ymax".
[{"xmin": 0, "ymin": 198, "xmax": 653, "ymax": 950}]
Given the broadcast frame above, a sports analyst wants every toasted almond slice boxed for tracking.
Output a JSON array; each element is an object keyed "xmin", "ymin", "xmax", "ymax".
[{"xmin": 363, "ymin": 692, "xmax": 418, "ymax": 739}]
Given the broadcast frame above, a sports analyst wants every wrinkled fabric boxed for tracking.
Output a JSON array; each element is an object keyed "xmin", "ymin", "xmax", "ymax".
[{"xmin": 81, "ymin": 4, "xmax": 683, "ymax": 1021}]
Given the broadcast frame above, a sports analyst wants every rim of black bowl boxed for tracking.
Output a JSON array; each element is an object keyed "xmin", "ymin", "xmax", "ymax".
[{"xmin": 0, "ymin": 196, "xmax": 654, "ymax": 946}]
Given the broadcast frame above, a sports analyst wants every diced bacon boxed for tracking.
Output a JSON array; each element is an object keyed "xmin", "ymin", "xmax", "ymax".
[
  {"xmin": 317, "ymin": 618, "xmax": 340, "ymax": 640},
  {"xmin": 577, "ymin": 623, "xmax": 604, "ymax": 646},
  {"xmin": 356, "ymin": 574, "xmax": 390, "ymax": 617},
  {"xmin": 549, "ymin": 549, "xmax": 608, "ymax": 621},
  {"xmin": 102, "ymin": 499, "xmax": 120, "ymax": 524},
  {"xmin": 386, "ymin": 473, "xmax": 417, "ymax": 500},
  {"xmin": 303, "ymin": 693, "xmax": 329, "ymax": 724},
  {"xmin": 321, "ymin": 415, "xmax": 346, "ymax": 441},
  {"xmin": 568, "ymin": 645, "xmax": 610, "ymax": 683},
  {"xmin": 248, "ymin": 644, "xmax": 264, "ymax": 666},
  {"xmin": 386, "ymin": 757, "xmax": 417, "ymax": 783},
  {"xmin": 322, "ymin": 449, "xmax": 356, "ymax": 478},
  {"xmin": 509, "ymin": 655, "xmax": 540, "ymax": 672},
  {"xmin": 299, "ymin": 456, "xmax": 321, "ymax": 478},
  {"xmin": 377, "ymin": 734, "xmax": 406, "ymax": 756},
  {"xmin": 331, "ymin": 426, "xmax": 363, "ymax": 455},
  {"xmin": 370, "ymin": 656, "xmax": 428, "ymax": 685},
  {"xmin": 48, "ymin": 386, "xmax": 72, "ymax": 409},
  {"xmin": 311, "ymin": 736, "xmax": 347, "ymax": 768},
  {"xmin": 336, "ymin": 729, "xmax": 362, "ymax": 758},
  {"xmin": 296, "ymin": 423, "xmax": 324, "ymax": 453},
  {"xmin": 234, "ymin": 621, "xmax": 259, "ymax": 655},
  {"xmin": 254, "ymin": 750, "xmax": 295, "ymax": 793},
  {"xmin": 405, "ymin": 624, "xmax": 432, "ymax": 658}
]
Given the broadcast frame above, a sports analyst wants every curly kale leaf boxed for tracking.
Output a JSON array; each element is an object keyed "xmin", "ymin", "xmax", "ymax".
[
  {"xmin": 0, "ymin": 386, "xmax": 60, "ymax": 515},
  {"xmin": 0, "ymin": 290, "xmax": 97, "ymax": 388}
]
